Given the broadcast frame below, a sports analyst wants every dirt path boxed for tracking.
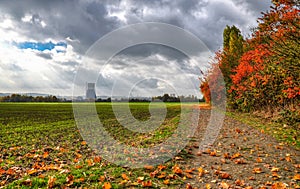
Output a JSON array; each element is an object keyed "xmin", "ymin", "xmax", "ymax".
[{"xmin": 176, "ymin": 109, "xmax": 299, "ymax": 188}]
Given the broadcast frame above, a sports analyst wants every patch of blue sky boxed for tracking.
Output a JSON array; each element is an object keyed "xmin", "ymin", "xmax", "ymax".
[{"xmin": 15, "ymin": 41, "xmax": 67, "ymax": 52}]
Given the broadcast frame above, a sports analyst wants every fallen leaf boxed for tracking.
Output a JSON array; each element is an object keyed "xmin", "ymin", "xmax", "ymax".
[
  {"xmin": 271, "ymin": 182, "xmax": 287, "ymax": 189},
  {"xmin": 66, "ymin": 175, "xmax": 74, "ymax": 186},
  {"xmin": 271, "ymin": 167, "xmax": 279, "ymax": 172},
  {"xmin": 47, "ymin": 176, "xmax": 56, "ymax": 188},
  {"xmin": 157, "ymin": 165, "xmax": 166, "ymax": 171},
  {"xmin": 21, "ymin": 179, "xmax": 32, "ymax": 186},
  {"xmin": 173, "ymin": 165, "xmax": 183, "ymax": 175},
  {"xmin": 43, "ymin": 152, "xmax": 49, "ymax": 158},
  {"xmin": 185, "ymin": 183, "xmax": 193, "ymax": 189},
  {"xmin": 253, "ymin": 167, "xmax": 263, "ymax": 174},
  {"xmin": 99, "ymin": 175, "xmax": 105, "ymax": 182},
  {"xmin": 221, "ymin": 182, "xmax": 230, "ymax": 189},
  {"xmin": 94, "ymin": 156, "xmax": 101, "ymax": 163},
  {"xmin": 81, "ymin": 141, "xmax": 87, "ymax": 145},
  {"xmin": 122, "ymin": 173, "xmax": 129, "ymax": 181},
  {"xmin": 256, "ymin": 157, "xmax": 263, "ymax": 163},
  {"xmin": 103, "ymin": 182, "xmax": 112, "ymax": 189},
  {"xmin": 141, "ymin": 180, "xmax": 152, "ymax": 187},
  {"xmin": 231, "ymin": 152, "xmax": 242, "ymax": 159},
  {"xmin": 163, "ymin": 179, "xmax": 169, "ymax": 185},
  {"xmin": 293, "ymin": 174, "xmax": 300, "ymax": 181}
]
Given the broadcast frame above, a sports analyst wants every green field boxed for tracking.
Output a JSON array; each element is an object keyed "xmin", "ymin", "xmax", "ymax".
[{"xmin": 0, "ymin": 102, "xmax": 196, "ymax": 188}]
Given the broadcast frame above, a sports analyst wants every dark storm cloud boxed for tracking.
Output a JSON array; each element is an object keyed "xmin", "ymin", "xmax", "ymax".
[
  {"xmin": 0, "ymin": 0, "xmax": 120, "ymax": 54},
  {"xmin": 0, "ymin": 0, "xmax": 273, "ymax": 95}
]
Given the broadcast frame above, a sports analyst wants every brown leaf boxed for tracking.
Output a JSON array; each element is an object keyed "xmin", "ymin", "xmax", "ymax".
[
  {"xmin": 21, "ymin": 179, "xmax": 32, "ymax": 186},
  {"xmin": 66, "ymin": 175, "xmax": 74, "ymax": 186},
  {"xmin": 185, "ymin": 183, "xmax": 193, "ymax": 189},
  {"xmin": 221, "ymin": 172, "xmax": 231, "ymax": 179}
]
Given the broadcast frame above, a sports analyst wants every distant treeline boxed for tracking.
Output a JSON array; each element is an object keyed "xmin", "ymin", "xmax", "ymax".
[
  {"xmin": 0, "ymin": 94, "xmax": 60, "ymax": 102},
  {"xmin": 152, "ymin": 94, "xmax": 204, "ymax": 102}
]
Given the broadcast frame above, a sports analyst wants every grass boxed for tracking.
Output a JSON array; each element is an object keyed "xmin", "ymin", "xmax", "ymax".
[
  {"xmin": 0, "ymin": 102, "xmax": 196, "ymax": 188},
  {"xmin": 226, "ymin": 111, "xmax": 300, "ymax": 150}
]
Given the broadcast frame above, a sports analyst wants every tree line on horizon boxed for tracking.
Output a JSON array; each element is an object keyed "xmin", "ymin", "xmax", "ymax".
[
  {"xmin": 200, "ymin": 0, "xmax": 299, "ymax": 128},
  {"xmin": 0, "ymin": 94, "xmax": 60, "ymax": 102}
]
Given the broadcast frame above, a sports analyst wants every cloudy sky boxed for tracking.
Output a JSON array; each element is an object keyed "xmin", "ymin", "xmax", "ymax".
[{"xmin": 0, "ymin": 0, "xmax": 272, "ymax": 97}]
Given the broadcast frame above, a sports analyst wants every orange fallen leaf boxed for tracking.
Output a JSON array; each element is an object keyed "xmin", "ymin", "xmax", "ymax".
[
  {"xmin": 27, "ymin": 169, "xmax": 38, "ymax": 175},
  {"xmin": 256, "ymin": 157, "xmax": 263, "ymax": 163},
  {"xmin": 87, "ymin": 159, "xmax": 94, "ymax": 166},
  {"xmin": 163, "ymin": 179, "xmax": 170, "ymax": 185},
  {"xmin": 94, "ymin": 156, "xmax": 101, "ymax": 163},
  {"xmin": 293, "ymin": 174, "xmax": 300, "ymax": 181},
  {"xmin": 103, "ymin": 182, "xmax": 112, "ymax": 189},
  {"xmin": 210, "ymin": 151, "xmax": 217, "ymax": 156},
  {"xmin": 173, "ymin": 165, "xmax": 183, "ymax": 175},
  {"xmin": 253, "ymin": 167, "xmax": 263, "ymax": 174},
  {"xmin": 221, "ymin": 181, "xmax": 229, "ymax": 189},
  {"xmin": 231, "ymin": 152, "xmax": 242, "ymax": 159},
  {"xmin": 43, "ymin": 152, "xmax": 49, "ymax": 158},
  {"xmin": 47, "ymin": 176, "xmax": 56, "ymax": 189},
  {"xmin": 122, "ymin": 173, "xmax": 129, "ymax": 180},
  {"xmin": 157, "ymin": 165, "xmax": 166, "ymax": 171},
  {"xmin": 157, "ymin": 172, "xmax": 166, "ymax": 178},
  {"xmin": 235, "ymin": 179, "xmax": 245, "ymax": 186},
  {"xmin": 271, "ymin": 182, "xmax": 287, "ymax": 189},
  {"xmin": 141, "ymin": 180, "xmax": 152, "ymax": 187},
  {"xmin": 81, "ymin": 141, "xmax": 87, "ymax": 145},
  {"xmin": 99, "ymin": 175, "xmax": 106, "ymax": 182}
]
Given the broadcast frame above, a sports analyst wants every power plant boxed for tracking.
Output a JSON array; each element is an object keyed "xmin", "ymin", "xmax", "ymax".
[{"xmin": 86, "ymin": 83, "xmax": 96, "ymax": 101}]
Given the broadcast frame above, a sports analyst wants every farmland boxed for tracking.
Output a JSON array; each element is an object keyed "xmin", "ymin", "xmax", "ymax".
[{"xmin": 0, "ymin": 103, "xmax": 299, "ymax": 188}]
